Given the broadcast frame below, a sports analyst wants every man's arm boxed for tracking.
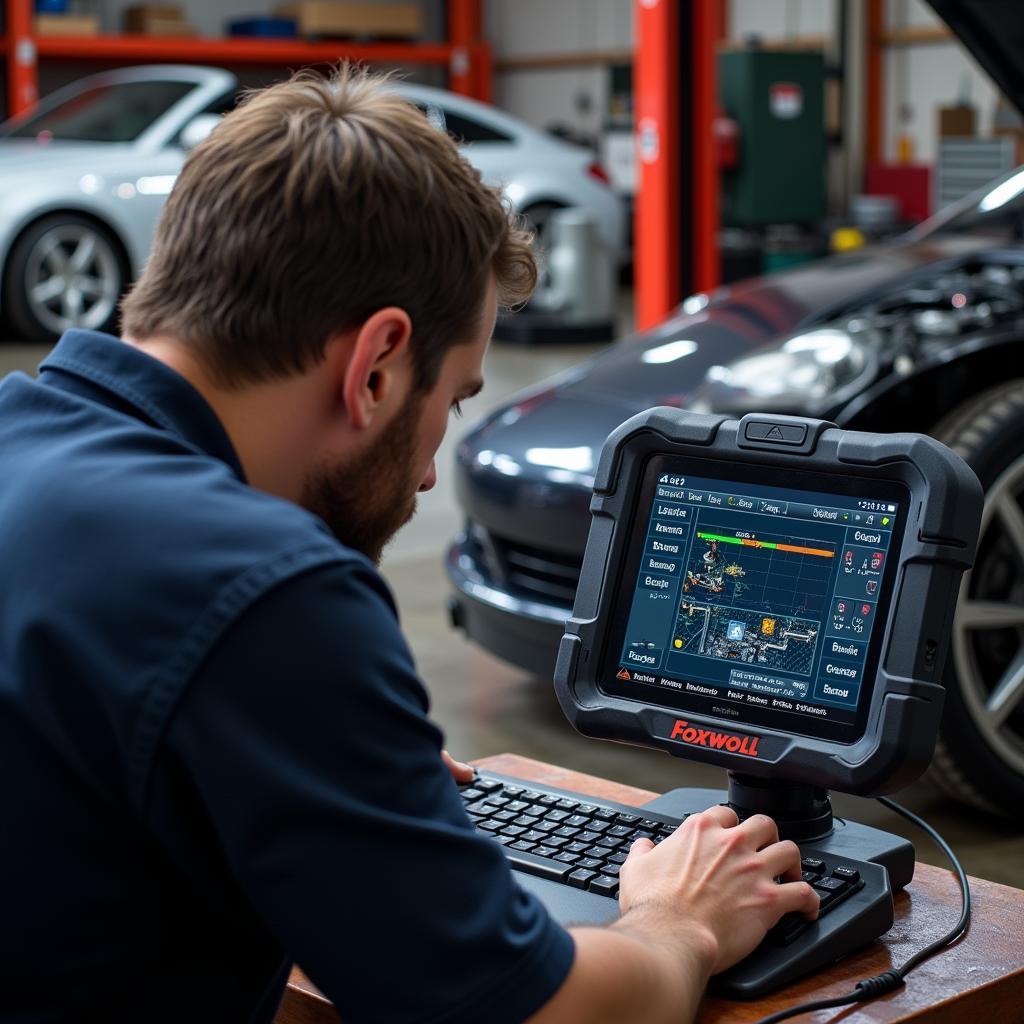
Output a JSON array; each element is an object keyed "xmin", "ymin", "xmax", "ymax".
[{"xmin": 531, "ymin": 807, "xmax": 818, "ymax": 1024}]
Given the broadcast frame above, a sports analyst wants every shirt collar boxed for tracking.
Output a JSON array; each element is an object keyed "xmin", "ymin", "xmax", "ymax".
[{"xmin": 39, "ymin": 330, "xmax": 247, "ymax": 481}]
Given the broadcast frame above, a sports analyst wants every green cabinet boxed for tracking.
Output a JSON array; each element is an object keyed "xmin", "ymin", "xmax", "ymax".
[{"xmin": 719, "ymin": 49, "xmax": 826, "ymax": 226}]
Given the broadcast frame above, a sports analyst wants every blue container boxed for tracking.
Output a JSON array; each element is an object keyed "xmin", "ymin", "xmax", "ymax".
[
  {"xmin": 227, "ymin": 16, "xmax": 297, "ymax": 37},
  {"xmin": 35, "ymin": 0, "xmax": 71, "ymax": 13}
]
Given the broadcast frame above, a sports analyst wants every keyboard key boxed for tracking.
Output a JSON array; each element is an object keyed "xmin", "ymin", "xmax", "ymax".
[
  {"xmin": 608, "ymin": 825, "xmax": 634, "ymax": 838},
  {"xmin": 641, "ymin": 819, "xmax": 663, "ymax": 831},
  {"xmin": 607, "ymin": 852, "xmax": 628, "ymax": 865},
  {"xmin": 566, "ymin": 814, "xmax": 590, "ymax": 827},
  {"xmin": 538, "ymin": 794, "xmax": 560, "ymax": 806},
  {"xmin": 594, "ymin": 808, "xmax": 618, "ymax": 821},
  {"xmin": 500, "ymin": 825, "xmax": 526, "ymax": 837},
  {"xmin": 506, "ymin": 800, "xmax": 530, "ymax": 812},
  {"xmin": 586, "ymin": 846, "xmax": 610, "ymax": 859},
  {"xmin": 487, "ymin": 795, "xmax": 511, "ymax": 807},
  {"xmin": 460, "ymin": 788, "xmax": 484, "ymax": 801},
  {"xmin": 465, "ymin": 800, "xmax": 493, "ymax": 814},
  {"xmin": 813, "ymin": 876, "xmax": 846, "ymax": 893},
  {"xmin": 568, "ymin": 869, "xmax": 597, "ymax": 889},
  {"xmin": 513, "ymin": 815, "xmax": 539, "ymax": 827},
  {"xmin": 586, "ymin": 820, "xmax": 610, "ymax": 834},
  {"xmin": 769, "ymin": 913, "xmax": 807, "ymax": 947},
  {"xmin": 556, "ymin": 799, "xmax": 579, "ymax": 810},
  {"xmin": 546, "ymin": 836, "xmax": 569, "ymax": 849},
  {"xmin": 577, "ymin": 831, "xmax": 600, "ymax": 844},
  {"xmin": 631, "ymin": 830, "xmax": 654, "ymax": 841},
  {"xmin": 521, "ymin": 790, "xmax": 541, "ymax": 801},
  {"xmin": 504, "ymin": 846, "xmax": 571, "ymax": 882},
  {"xmin": 475, "ymin": 778, "xmax": 503, "ymax": 793},
  {"xmin": 493, "ymin": 834, "xmax": 514, "ymax": 846},
  {"xmin": 522, "ymin": 831, "xmax": 549, "ymax": 844},
  {"xmin": 589, "ymin": 875, "xmax": 619, "ymax": 897},
  {"xmin": 832, "ymin": 866, "xmax": 860, "ymax": 884},
  {"xmin": 477, "ymin": 820, "xmax": 501, "ymax": 832},
  {"xmin": 597, "ymin": 835, "xmax": 624, "ymax": 849},
  {"xmin": 801, "ymin": 858, "xmax": 826, "ymax": 875},
  {"xmin": 578, "ymin": 858, "xmax": 603, "ymax": 870},
  {"xmin": 545, "ymin": 810, "xmax": 570, "ymax": 823},
  {"xmin": 577, "ymin": 804, "xmax": 598, "ymax": 814},
  {"xmin": 493, "ymin": 810, "xmax": 517, "ymax": 823},
  {"xmin": 534, "ymin": 820, "xmax": 558, "ymax": 833},
  {"xmin": 566, "ymin": 841, "xmax": 590, "ymax": 854},
  {"xmin": 554, "ymin": 826, "xmax": 580, "ymax": 839},
  {"xmin": 503, "ymin": 786, "xmax": 524, "ymax": 796},
  {"xmin": 510, "ymin": 840, "xmax": 536, "ymax": 852},
  {"xmin": 555, "ymin": 852, "xmax": 580, "ymax": 864},
  {"xmin": 601, "ymin": 863, "xmax": 621, "ymax": 877},
  {"xmin": 533, "ymin": 845, "xmax": 557, "ymax": 859},
  {"xmin": 616, "ymin": 813, "xmax": 641, "ymax": 825},
  {"xmin": 801, "ymin": 870, "xmax": 820, "ymax": 884}
]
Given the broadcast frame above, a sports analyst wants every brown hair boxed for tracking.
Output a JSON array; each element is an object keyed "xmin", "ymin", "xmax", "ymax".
[{"xmin": 121, "ymin": 64, "xmax": 536, "ymax": 390}]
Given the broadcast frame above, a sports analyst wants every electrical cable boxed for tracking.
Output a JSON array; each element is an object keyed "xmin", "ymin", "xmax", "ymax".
[{"xmin": 750, "ymin": 796, "xmax": 971, "ymax": 1024}]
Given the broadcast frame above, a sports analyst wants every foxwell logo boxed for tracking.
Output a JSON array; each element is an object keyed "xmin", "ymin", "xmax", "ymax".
[{"xmin": 668, "ymin": 719, "xmax": 761, "ymax": 758}]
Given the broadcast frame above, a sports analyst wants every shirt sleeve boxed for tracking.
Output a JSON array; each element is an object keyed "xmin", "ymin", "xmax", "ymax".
[{"xmin": 149, "ymin": 558, "xmax": 574, "ymax": 1024}]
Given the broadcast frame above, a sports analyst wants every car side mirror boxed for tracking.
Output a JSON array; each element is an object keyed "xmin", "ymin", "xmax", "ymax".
[{"xmin": 179, "ymin": 114, "xmax": 221, "ymax": 151}]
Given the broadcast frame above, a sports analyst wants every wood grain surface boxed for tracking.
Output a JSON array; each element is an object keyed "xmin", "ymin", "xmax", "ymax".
[{"xmin": 277, "ymin": 753, "xmax": 1024, "ymax": 1024}]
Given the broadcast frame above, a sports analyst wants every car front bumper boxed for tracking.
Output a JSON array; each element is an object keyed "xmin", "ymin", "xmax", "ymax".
[{"xmin": 445, "ymin": 530, "xmax": 573, "ymax": 679}]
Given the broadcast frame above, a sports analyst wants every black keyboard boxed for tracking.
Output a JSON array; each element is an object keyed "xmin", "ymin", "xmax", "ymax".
[{"xmin": 461, "ymin": 772, "xmax": 894, "ymax": 996}]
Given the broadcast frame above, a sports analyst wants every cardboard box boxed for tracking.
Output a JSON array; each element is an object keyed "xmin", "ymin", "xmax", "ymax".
[
  {"xmin": 123, "ymin": 4, "xmax": 194, "ymax": 35},
  {"xmin": 938, "ymin": 104, "xmax": 976, "ymax": 138},
  {"xmin": 34, "ymin": 13, "xmax": 100, "ymax": 35},
  {"xmin": 275, "ymin": 2, "xmax": 422, "ymax": 39}
]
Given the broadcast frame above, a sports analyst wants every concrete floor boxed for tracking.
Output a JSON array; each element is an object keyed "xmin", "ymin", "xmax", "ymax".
[{"xmin": 3, "ymin": 335, "xmax": 1022, "ymax": 892}]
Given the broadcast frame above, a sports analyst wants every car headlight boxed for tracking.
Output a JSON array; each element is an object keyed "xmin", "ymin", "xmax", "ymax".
[{"xmin": 689, "ymin": 328, "xmax": 876, "ymax": 414}]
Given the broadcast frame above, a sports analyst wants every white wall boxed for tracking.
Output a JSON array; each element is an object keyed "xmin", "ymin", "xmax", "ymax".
[
  {"xmin": 485, "ymin": 0, "xmax": 631, "ymax": 139},
  {"xmin": 882, "ymin": 0, "xmax": 1001, "ymax": 164},
  {"xmin": 727, "ymin": 0, "xmax": 838, "ymax": 44}
]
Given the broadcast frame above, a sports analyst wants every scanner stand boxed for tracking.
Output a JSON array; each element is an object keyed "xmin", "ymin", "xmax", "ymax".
[{"xmin": 643, "ymin": 772, "xmax": 916, "ymax": 891}]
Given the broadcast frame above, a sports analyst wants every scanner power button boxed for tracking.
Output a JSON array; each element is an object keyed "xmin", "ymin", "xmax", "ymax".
[{"xmin": 743, "ymin": 420, "xmax": 809, "ymax": 445}]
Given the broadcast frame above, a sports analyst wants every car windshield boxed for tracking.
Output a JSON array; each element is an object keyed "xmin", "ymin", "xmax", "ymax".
[
  {"xmin": 920, "ymin": 164, "xmax": 1024, "ymax": 242},
  {"xmin": 3, "ymin": 80, "xmax": 195, "ymax": 143}
]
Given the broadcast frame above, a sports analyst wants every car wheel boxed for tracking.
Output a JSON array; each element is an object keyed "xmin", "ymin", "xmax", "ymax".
[
  {"xmin": 4, "ymin": 214, "xmax": 127, "ymax": 342},
  {"xmin": 928, "ymin": 379, "xmax": 1024, "ymax": 815}
]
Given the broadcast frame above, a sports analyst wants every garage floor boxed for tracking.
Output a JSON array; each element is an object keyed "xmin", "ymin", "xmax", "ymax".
[{"xmin": 3, "ymin": 336, "xmax": 1022, "ymax": 891}]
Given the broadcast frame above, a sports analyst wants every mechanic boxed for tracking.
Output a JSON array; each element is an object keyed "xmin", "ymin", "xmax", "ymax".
[{"xmin": 0, "ymin": 66, "xmax": 817, "ymax": 1023}]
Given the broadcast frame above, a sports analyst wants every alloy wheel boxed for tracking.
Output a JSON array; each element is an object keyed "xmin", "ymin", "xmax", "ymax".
[
  {"xmin": 24, "ymin": 224, "xmax": 122, "ymax": 335},
  {"xmin": 952, "ymin": 452, "xmax": 1024, "ymax": 777}
]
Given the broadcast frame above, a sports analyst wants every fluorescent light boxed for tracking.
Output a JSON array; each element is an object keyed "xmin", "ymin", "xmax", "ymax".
[
  {"xmin": 979, "ymin": 169, "xmax": 1024, "ymax": 212},
  {"xmin": 642, "ymin": 339, "xmax": 698, "ymax": 364},
  {"xmin": 525, "ymin": 446, "xmax": 593, "ymax": 472}
]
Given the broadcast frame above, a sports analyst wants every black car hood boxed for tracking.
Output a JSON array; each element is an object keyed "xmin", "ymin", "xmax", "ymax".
[
  {"xmin": 927, "ymin": 0, "xmax": 1024, "ymax": 116},
  {"xmin": 532, "ymin": 235, "xmax": 990, "ymax": 409}
]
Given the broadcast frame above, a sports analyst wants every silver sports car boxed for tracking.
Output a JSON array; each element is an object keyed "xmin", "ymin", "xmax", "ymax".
[{"xmin": 0, "ymin": 65, "xmax": 625, "ymax": 341}]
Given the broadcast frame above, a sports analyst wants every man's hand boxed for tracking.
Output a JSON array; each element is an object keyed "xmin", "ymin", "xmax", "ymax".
[
  {"xmin": 617, "ymin": 805, "xmax": 819, "ymax": 974},
  {"xmin": 441, "ymin": 749, "xmax": 475, "ymax": 785}
]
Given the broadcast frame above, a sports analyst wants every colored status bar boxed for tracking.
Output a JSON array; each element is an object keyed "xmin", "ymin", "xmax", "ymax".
[{"xmin": 697, "ymin": 532, "xmax": 835, "ymax": 559}]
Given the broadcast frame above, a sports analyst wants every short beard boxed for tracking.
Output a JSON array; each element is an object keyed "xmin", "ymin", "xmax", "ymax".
[{"xmin": 301, "ymin": 396, "xmax": 423, "ymax": 565}]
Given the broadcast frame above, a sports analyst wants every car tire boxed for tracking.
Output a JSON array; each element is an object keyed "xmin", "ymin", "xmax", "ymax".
[
  {"xmin": 928, "ymin": 379, "xmax": 1024, "ymax": 815},
  {"xmin": 4, "ymin": 214, "xmax": 128, "ymax": 342}
]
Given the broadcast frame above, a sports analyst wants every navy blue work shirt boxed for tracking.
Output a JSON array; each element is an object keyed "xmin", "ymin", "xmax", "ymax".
[{"xmin": 0, "ymin": 330, "xmax": 573, "ymax": 1023}]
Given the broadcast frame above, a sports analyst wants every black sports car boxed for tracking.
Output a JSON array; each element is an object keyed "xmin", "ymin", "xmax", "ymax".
[{"xmin": 447, "ymin": 1, "xmax": 1024, "ymax": 815}]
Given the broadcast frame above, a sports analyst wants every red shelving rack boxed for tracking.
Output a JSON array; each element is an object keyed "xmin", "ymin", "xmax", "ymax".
[{"xmin": 3, "ymin": 0, "xmax": 488, "ymax": 116}]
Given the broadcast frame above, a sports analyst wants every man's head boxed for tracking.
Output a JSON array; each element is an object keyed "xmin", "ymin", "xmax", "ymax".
[{"xmin": 123, "ymin": 66, "xmax": 535, "ymax": 561}]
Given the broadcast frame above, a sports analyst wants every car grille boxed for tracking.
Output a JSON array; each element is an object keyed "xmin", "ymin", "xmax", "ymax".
[{"xmin": 468, "ymin": 524, "xmax": 581, "ymax": 607}]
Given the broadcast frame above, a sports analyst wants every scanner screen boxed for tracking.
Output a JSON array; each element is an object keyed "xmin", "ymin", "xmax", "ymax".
[{"xmin": 602, "ymin": 458, "xmax": 908, "ymax": 744}]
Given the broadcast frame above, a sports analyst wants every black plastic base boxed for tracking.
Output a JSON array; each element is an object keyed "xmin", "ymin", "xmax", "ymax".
[{"xmin": 643, "ymin": 785, "xmax": 916, "ymax": 891}]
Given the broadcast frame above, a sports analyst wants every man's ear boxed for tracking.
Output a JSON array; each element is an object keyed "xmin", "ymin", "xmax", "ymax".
[{"xmin": 337, "ymin": 307, "xmax": 413, "ymax": 430}]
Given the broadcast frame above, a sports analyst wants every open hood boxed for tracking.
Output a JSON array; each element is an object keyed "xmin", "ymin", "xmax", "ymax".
[{"xmin": 927, "ymin": 0, "xmax": 1024, "ymax": 115}]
